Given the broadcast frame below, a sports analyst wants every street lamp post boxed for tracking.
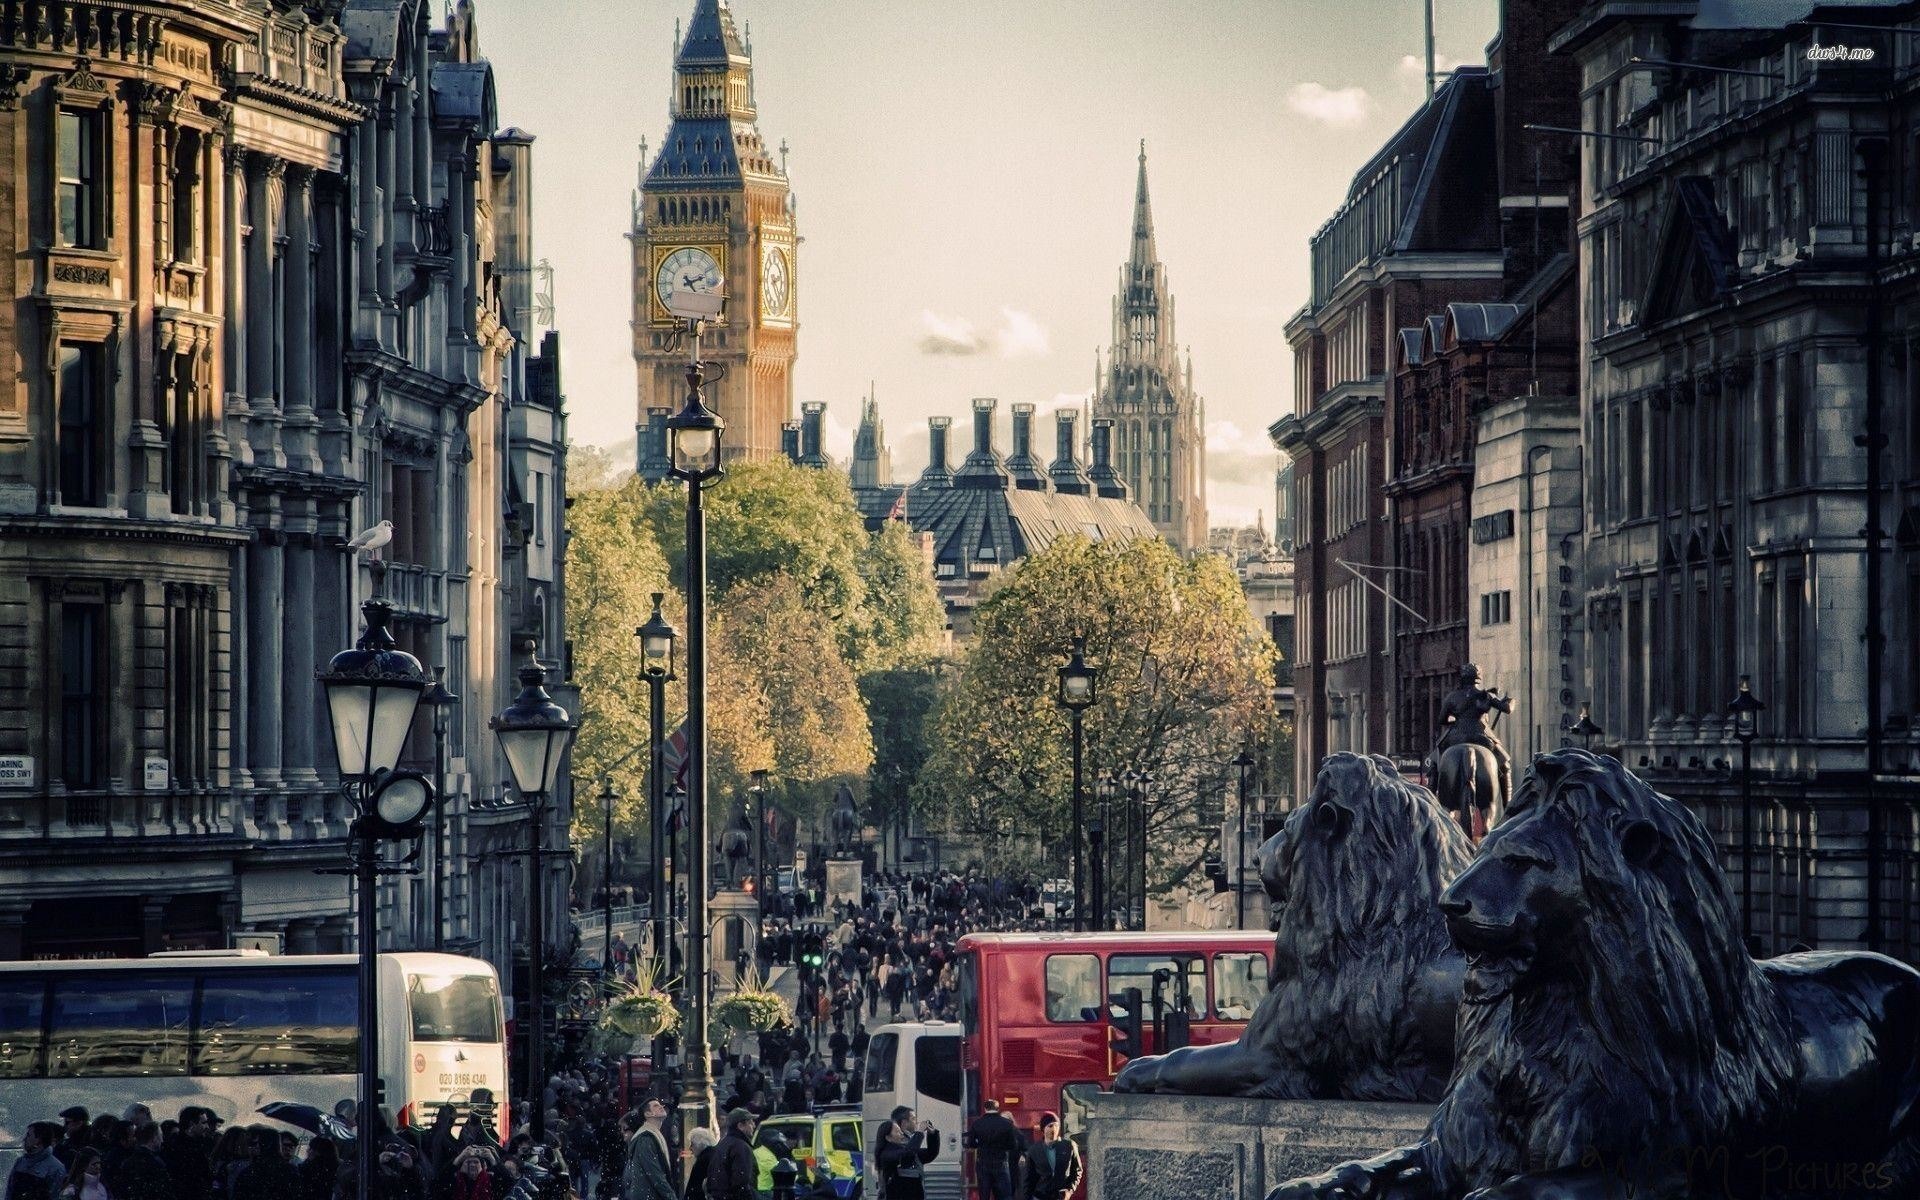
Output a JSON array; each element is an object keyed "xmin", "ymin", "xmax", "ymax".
[
  {"xmin": 318, "ymin": 599, "xmax": 434, "ymax": 1200},
  {"xmin": 1232, "ymin": 751, "xmax": 1256, "ymax": 931},
  {"xmin": 637, "ymin": 593, "xmax": 677, "ymax": 969},
  {"xmin": 750, "ymin": 769, "xmax": 771, "ymax": 901},
  {"xmin": 1729, "ymin": 675, "xmax": 1767, "ymax": 954},
  {"xmin": 666, "ymin": 314, "xmax": 726, "ymax": 1137},
  {"xmin": 424, "ymin": 668, "xmax": 459, "ymax": 952},
  {"xmin": 1571, "ymin": 702, "xmax": 1603, "ymax": 752},
  {"xmin": 1056, "ymin": 635, "xmax": 1098, "ymax": 931},
  {"xmin": 489, "ymin": 658, "xmax": 578, "ymax": 1145},
  {"xmin": 600, "ymin": 780, "xmax": 617, "ymax": 976},
  {"xmin": 1092, "ymin": 775, "xmax": 1114, "ymax": 932}
]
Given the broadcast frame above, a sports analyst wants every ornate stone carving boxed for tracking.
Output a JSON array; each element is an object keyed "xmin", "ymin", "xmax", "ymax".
[
  {"xmin": 1272, "ymin": 750, "xmax": 1920, "ymax": 1200},
  {"xmin": 59, "ymin": 57, "xmax": 107, "ymax": 93},
  {"xmin": 1116, "ymin": 754, "xmax": 1471, "ymax": 1101},
  {"xmin": 0, "ymin": 65, "xmax": 29, "ymax": 111}
]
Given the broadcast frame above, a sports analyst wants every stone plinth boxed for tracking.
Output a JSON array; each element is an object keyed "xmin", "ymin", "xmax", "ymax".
[{"xmin": 1087, "ymin": 1092, "xmax": 1431, "ymax": 1200}]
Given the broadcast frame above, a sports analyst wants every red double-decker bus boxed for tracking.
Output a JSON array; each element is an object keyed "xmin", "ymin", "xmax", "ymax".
[{"xmin": 951, "ymin": 931, "xmax": 1271, "ymax": 1195}]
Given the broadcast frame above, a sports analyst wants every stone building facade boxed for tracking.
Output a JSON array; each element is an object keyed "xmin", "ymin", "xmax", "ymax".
[
  {"xmin": 1553, "ymin": 0, "xmax": 1920, "ymax": 957},
  {"xmin": 0, "ymin": 0, "xmax": 568, "ymax": 972},
  {"xmin": 1094, "ymin": 146, "xmax": 1207, "ymax": 552}
]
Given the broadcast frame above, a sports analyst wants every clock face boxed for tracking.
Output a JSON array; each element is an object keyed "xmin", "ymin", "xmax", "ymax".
[
  {"xmin": 655, "ymin": 246, "xmax": 723, "ymax": 314},
  {"xmin": 762, "ymin": 246, "xmax": 790, "ymax": 318}
]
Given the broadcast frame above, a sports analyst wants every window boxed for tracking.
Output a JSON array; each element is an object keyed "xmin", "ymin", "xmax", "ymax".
[
  {"xmin": 58, "ymin": 342, "xmax": 106, "ymax": 507},
  {"xmin": 1782, "ymin": 352, "xmax": 1805, "ymax": 486},
  {"xmin": 1212, "ymin": 953, "xmax": 1268, "ymax": 1022},
  {"xmin": 171, "ymin": 129, "xmax": 201, "ymax": 264},
  {"xmin": 408, "ymin": 974, "xmax": 501, "ymax": 1043},
  {"xmin": 935, "ymin": 562, "xmax": 957, "ymax": 578},
  {"xmin": 60, "ymin": 602, "xmax": 106, "ymax": 788},
  {"xmin": 913, "ymin": 1035, "xmax": 961, "ymax": 1107},
  {"xmin": 1107, "ymin": 954, "xmax": 1204, "ymax": 1019},
  {"xmin": 1783, "ymin": 571, "xmax": 1805, "ymax": 736},
  {"xmin": 864, "ymin": 1032, "xmax": 897, "ymax": 1094},
  {"xmin": 829, "ymin": 1120, "xmax": 861, "ymax": 1154},
  {"xmin": 194, "ymin": 968, "xmax": 358, "ymax": 1076},
  {"xmin": 0, "ymin": 978, "xmax": 45, "ymax": 1079},
  {"xmin": 1480, "ymin": 591, "xmax": 1512, "ymax": 626},
  {"xmin": 57, "ymin": 109, "xmax": 104, "ymax": 248},
  {"xmin": 1758, "ymin": 359, "xmax": 1777, "ymax": 491},
  {"xmin": 48, "ymin": 973, "xmax": 193, "ymax": 1078},
  {"xmin": 1044, "ymin": 954, "xmax": 1100, "ymax": 1023}
]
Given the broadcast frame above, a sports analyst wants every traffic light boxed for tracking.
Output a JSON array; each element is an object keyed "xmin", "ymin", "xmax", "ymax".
[
  {"xmin": 1203, "ymin": 854, "xmax": 1229, "ymax": 894},
  {"xmin": 1108, "ymin": 986, "xmax": 1143, "ymax": 1060},
  {"xmin": 799, "ymin": 929, "xmax": 825, "ymax": 973}
]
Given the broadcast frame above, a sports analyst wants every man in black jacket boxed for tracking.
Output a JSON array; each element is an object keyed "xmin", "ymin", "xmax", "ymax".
[
  {"xmin": 1016, "ymin": 1114, "xmax": 1080, "ymax": 1200},
  {"xmin": 705, "ymin": 1110, "xmax": 756, "ymax": 1200},
  {"xmin": 965, "ymin": 1101, "xmax": 1023, "ymax": 1200}
]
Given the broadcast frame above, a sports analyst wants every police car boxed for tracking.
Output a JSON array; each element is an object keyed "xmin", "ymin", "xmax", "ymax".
[{"xmin": 758, "ymin": 1105, "xmax": 864, "ymax": 1199}]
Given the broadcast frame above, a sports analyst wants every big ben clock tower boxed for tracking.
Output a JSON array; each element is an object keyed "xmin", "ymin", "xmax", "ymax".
[{"xmin": 632, "ymin": 0, "xmax": 796, "ymax": 467}]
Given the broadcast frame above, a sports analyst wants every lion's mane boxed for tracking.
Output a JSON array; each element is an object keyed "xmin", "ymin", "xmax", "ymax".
[
  {"xmin": 1255, "ymin": 753, "xmax": 1476, "ymax": 1100},
  {"xmin": 1427, "ymin": 749, "xmax": 1798, "ymax": 1189}
]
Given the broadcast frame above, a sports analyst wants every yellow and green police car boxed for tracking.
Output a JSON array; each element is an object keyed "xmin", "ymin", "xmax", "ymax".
[{"xmin": 759, "ymin": 1105, "xmax": 864, "ymax": 1199}]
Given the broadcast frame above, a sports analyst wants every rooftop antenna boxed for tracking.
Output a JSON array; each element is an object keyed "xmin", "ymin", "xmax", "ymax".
[{"xmin": 1424, "ymin": 0, "xmax": 1436, "ymax": 99}]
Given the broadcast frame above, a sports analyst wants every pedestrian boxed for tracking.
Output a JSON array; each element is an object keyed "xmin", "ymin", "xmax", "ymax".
[
  {"xmin": 873, "ymin": 1109, "xmax": 938, "ymax": 1200},
  {"xmin": 162, "ymin": 1111, "xmax": 213, "ymax": 1200},
  {"xmin": 108, "ymin": 1124, "xmax": 174, "ymax": 1200},
  {"xmin": 1015, "ymin": 1115, "xmax": 1079, "ymax": 1200},
  {"xmin": 684, "ymin": 1129, "xmax": 716, "ymax": 1200},
  {"xmin": 445, "ymin": 1150, "xmax": 489, "ymax": 1200},
  {"xmin": 965, "ymin": 1101, "xmax": 1022, "ymax": 1200},
  {"xmin": 11, "ymin": 1125, "xmax": 72, "ymax": 1200},
  {"xmin": 55, "ymin": 1111, "xmax": 91, "ymax": 1171},
  {"xmin": 296, "ymin": 1139, "xmax": 338, "ymax": 1200},
  {"xmin": 620, "ymin": 1101, "xmax": 674, "ymax": 1200},
  {"xmin": 58, "ymin": 1151, "xmax": 109, "ymax": 1200},
  {"xmin": 704, "ymin": 1110, "xmax": 756, "ymax": 1200}
]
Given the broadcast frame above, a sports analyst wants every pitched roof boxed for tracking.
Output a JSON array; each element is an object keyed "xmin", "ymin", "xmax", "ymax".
[{"xmin": 677, "ymin": 0, "xmax": 747, "ymax": 67}]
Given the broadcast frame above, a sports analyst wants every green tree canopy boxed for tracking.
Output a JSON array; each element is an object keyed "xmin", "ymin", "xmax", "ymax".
[{"xmin": 916, "ymin": 535, "xmax": 1277, "ymax": 895}]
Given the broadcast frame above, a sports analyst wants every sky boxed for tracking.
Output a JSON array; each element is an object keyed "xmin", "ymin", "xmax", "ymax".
[{"xmin": 480, "ymin": 0, "xmax": 1500, "ymax": 528}]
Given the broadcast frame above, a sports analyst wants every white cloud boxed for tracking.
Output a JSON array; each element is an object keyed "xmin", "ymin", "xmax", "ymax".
[
  {"xmin": 916, "ymin": 307, "xmax": 1051, "ymax": 358},
  {"xmin": 1206, "ymin": 419, "xmax": 1276, "ymax": 487},
  {"xmin": 917, "ymin": 310, "xmax": 986, "ymax": 356},
  {"xmin": 1285, "ymin": 82, "xmax": 1372, "ymax": 128},
  {"xmin": 995, "ymin": 308, "xmax": 1051, "ymax": 358},
  {"xmin": 1397, "ymin": 52, "xmax": 1467, "ymax": 89}
]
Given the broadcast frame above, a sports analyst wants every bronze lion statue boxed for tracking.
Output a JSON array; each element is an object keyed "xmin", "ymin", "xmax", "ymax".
[
  {"xmin": 1115, "ymin": 752, "xmax": 1473, "ymax": 1101},
  {"xmin": 1273, "ymin": 749, "xmax": 1920, "ymax": 1200}
]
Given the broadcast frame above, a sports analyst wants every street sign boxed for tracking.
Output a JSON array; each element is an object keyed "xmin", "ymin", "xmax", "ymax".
[
  {"xmin": 143, "ymin": 757, "xmax": 170, "ymax": 791},
  {"xmin": 0, "ymin": 756, "xmax": 34, "ymax": 788},
  {"xmin": 794, "ymin": 849, "xmax": 809, "ymax": 873}
]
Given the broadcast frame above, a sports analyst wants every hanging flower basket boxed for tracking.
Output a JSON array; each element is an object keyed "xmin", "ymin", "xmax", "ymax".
[
  {"xmin": 600, "ymin": 960, "xmax": 682, "ymax": 1040},
  {"xmin": 713, "ymin": 966, "xmax": 794, "ymax": 1034}
]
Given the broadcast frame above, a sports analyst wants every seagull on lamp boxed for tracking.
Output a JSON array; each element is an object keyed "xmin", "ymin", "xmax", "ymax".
[{"xmin": 344, "ymin": 520, "xmax": 394, "ymax": 558}]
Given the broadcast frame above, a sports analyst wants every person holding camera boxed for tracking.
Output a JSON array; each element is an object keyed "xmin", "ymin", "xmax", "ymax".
[{"xmin": 874, "ymin": 1108, "xmax": 939, "ymax": 1200}]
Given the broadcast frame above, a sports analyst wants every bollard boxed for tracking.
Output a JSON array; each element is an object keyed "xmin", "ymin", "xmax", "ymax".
[{"xmin": 770, "ymin": 1156, "xmax": 799, "ymax": 1200}]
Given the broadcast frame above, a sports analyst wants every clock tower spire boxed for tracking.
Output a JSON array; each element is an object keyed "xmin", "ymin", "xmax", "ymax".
[
  {"xmin": 632, "ymin": 0, "xmax": 797, "ymax": 470},
  {"xmin": 1094, "ymin": 142, "xmax": 1207, "ymax": 550}
]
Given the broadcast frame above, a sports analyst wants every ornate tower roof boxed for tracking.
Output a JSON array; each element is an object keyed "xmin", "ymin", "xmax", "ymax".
[
  {"xmin": 1130, "ymin": 139, "xmax": 1157, "ymax": 272},
  {"xmin": 851, "ymin": 386, "xmax": 891, "ymax": 489},
  {"xmin": 644, "ymin": 0, "xmax": 783, "ymax": 189},
  {"xmin": 1111, "ymin": 141, "xmax": 1177, "ymax": 377}
]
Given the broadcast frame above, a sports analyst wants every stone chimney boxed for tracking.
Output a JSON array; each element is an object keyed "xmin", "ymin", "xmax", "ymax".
[
  {"xmin": 1005, "ymin": 403, "xmax": 1050, "ymax": 491},
  {"xmin": 800, "ymin": 401, "xmax": 829, "ymax": 469},
  {"xmin": 1049, "ymin": 410, "xmax": 1092, "ymax": 496},
  {"xmin": 638, "ymin": 406, "xmax": 672, "ymax": 483},
  {"xmin": 920, "ymin": 416, "xmax": 954, "ymax": 488},
  {"xmin": 780, "ymin": 419, "xmax": 802, "ymax": 463},
  {"xmin": 1089, "ymin": 418, "xmax": 1128, "ymax": 500},
  {"xmin": 956, "ymin": 397, "xmax": 1010, "ymax": 490}
]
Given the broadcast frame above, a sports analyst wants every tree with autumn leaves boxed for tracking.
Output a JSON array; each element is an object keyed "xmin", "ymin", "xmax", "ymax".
[
  {"xmin": 915, "ymin": 534, "xmax": 1280, "ymax": 898},
  {"xmin": 564, "ymin": 458, "xmax": 943, "ymax": 851}
]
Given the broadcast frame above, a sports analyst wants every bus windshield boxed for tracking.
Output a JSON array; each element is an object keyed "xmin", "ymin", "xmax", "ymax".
[{"xmin": 408, "ymin": 974, "xmax": 501, "ymax": 1043}]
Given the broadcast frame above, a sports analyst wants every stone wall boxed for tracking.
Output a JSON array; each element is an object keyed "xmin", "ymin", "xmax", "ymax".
[{"xmin": 1086, "ymin": 1092, "xmax": 1430, "ymax": 1200}]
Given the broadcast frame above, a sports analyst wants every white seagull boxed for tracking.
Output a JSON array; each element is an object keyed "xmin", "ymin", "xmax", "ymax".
[{"xmin": 344, "ymin": 520, "xmax": 394, "ymax": 556}]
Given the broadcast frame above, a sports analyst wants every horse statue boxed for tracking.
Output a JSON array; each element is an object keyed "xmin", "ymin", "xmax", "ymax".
[
  {"xmin": 1427, "ymin": 664, "xmax": 1512, "ymax": 843},
  {"xmin": 829, "ymin": 783, "xmax": 860, "ymax": 857},
  {"xmin": 718, "ymin": 800, "xmax": 752, "ymax": 888}
]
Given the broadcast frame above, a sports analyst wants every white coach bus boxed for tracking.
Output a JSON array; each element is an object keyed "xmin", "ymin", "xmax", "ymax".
[{"xmin": 0, "ymin": 951, "xmax": 506, "ymax": 1165}]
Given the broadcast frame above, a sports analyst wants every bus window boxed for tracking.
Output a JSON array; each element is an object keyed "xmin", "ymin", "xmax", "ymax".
[
  {"xmin": 0, "ymin": 978, "xmax": 44, "ymax": 1078},
  {"xmin": 955, "ymin": 954, "xmax": 978, "ymax": 1035},
  {"xmin": 914, "ymin": 1036, "xmax": 961, "ymax": 1107},
  {"xmin": 1213, "ymin": 953, "xmax": 1268, "ymax": 1021},
  {"xmin": 195, "ymin": 969, "xmax": 358, "ymax": 1075},
  {"xmin": 865, "ymin": 1032, "xmax": 898, "ymax": 1093},
  {"xmin": 1107, "ymin": 955, "xmax": 1204, "ymax": 1018},
  {"xmin": 1044, "ymin": 954, "xmax": 1099, "ymax": 1022},
  {"xmin": 49, "ymin": 973, "xmax": 192, "ymax": 1078},
  {"xmin": 409, "ymin": 974, "xmax": 501, "ymax": 1042}
]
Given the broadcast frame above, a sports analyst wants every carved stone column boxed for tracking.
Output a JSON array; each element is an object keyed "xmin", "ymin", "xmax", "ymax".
[
  {"xmin": 376, "ymin": 97, "xmax": 398, "ymax": 347},
  {"xmin": 281, "ymin": 165, "xmax": 320, "ymax": 473},
  {"xmin": 245, "ymin": 154, "xmax": 285, "ymax": 469},
  {"xmin": 281, "ymin": 524, "xmax": 319, "ymax": 788},
  {"xmin": 222, "ymin": 144, "xmax": 253, "ymax": 468},
  {"xmin": 245, "ymin": 526, "xmax": 285, "ymax": 789}
]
